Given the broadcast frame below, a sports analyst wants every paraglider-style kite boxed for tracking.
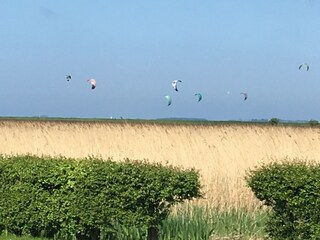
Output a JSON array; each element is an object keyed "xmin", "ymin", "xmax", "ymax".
[
  {"xmin": 194, "ymin": 93, "xmax": 202, "ymax": 102},
  {"xmin": 87, "ymin": 79, "xmax": 97, "ymax": 89},
  {"xmin": 66, "ymin": 75, "xmax": 71, "ymax": 81},
  {"xmin": 164, "ymin": 95, "xmax": 172, "ymax": 106},
  {"xmin": 172, "ymin": 80, "xmax": 182, "ymax": 91},
  {"xmin": 241, "ymin": 92, "xmax": 248, "ymax": 101},
  {"xmin": 299, "ymin": 63, "xmax": 309, "ymax": 71}
]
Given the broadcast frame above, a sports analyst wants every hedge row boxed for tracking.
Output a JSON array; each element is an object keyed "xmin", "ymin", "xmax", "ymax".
[
  {"xmin": 246, "ymin": 160, "xmax": 320, "ymax": 239},
  {"xmin": 0, "ymin": 155, "xmax": 201, "ymax": 239}
]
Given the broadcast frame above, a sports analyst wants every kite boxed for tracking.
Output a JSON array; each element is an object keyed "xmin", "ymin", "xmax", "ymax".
[
  {"xmin": 164, "ymin": 95, "xmax": 172, "ymax": 106},
  {"xmin": 299, "ymin": 63, "xmax": 309, "ymax": 71},
  {"xmin": 241, "ymin": 92, "xmax": 248, "ymax": 101},
  {"xmin": 172, "ymin": 80, "xmax": 182, "ymax": 91},
  {"xmin": 87, "ymin": 79, "xmax": 97, "ymax": 89},
  {"xmin": 194, "ymin": 93, "xmax": 202, "ymax": 102},
  {"xmin": 66, "ymin": 75, "xmax": 71, "ymax": 81}
]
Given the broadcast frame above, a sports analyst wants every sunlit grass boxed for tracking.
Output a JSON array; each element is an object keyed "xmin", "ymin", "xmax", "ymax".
[
  {"xmin": 160, "ymin": 205, "xmax": 268, "ymax": 240},
  {"xmin": 110, "ymin": 205, "xmax": 268, "ymax": 239},
  {"xmin": 0, "ymin": 205, "xmax": 268, "ymax": 240}
]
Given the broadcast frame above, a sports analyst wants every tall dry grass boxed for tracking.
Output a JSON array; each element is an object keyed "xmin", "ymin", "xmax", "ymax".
[{"xmin": 1, "ymin": 120, "xmax": 320, "ymax": 210}]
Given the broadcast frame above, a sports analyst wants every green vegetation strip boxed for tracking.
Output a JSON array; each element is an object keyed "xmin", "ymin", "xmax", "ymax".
[
  {"xmin": 0, "ymin": 116, "xmax": 318, "ymax": 127},
  {"xmin": 161, "ymin": 206, "xmax": 267, "ymax": 240},
  {"xmin": 0, "ymin": 206, "xmax": 267, "ymax": 240}
]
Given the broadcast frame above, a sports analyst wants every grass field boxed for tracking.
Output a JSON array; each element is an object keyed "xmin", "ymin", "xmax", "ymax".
[{"xmin": 1, "ymin": 118, "xmax": 319, "ymax": 210}]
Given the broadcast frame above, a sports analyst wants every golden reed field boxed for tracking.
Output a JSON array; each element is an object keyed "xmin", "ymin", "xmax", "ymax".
[{"xmin": 1, "ymin": 120, "xmax": 320, "ymax": 210}]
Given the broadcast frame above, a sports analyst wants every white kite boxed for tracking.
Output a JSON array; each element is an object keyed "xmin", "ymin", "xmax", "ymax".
[
  {"xmin": 241, "ymin": 92, "xmax": 248, "ymax": 101},
  {"xmin": 172, "ymin": 80, "xmax": 182, "ymax": 91},
  {"xmin": 87, "ymin": 79, "xmax": 97, "ymax": 89}
]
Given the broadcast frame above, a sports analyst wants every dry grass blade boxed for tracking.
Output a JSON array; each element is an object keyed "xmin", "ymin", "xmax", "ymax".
[{"xmin": 1, "ymin": 120, "xmax": 319, "ymax": 209}]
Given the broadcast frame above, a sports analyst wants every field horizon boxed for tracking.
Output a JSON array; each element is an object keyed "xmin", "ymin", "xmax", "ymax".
[{"xmin": 1, "ymin": 118, "xmax": 320, "ymax": 210}]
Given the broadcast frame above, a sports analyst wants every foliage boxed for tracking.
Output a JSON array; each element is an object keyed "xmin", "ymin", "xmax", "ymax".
[
  {"xmin": 2, "ymin": 116, "xmax": 320, "ymax": 128},
  {"xmin": 160, "ymin": 205, "xmax": 267, "ymax": 240},
  {"xmin": 309, "ymin": 119, "xmax": 319, "ymax": 127},
  {"xmin": 269, "ymin": 118, "xmax": 280, "ymax": 125},
  {"xmin": 0, "ymin": 155, "xmax": 201, "ymax": 239},
  {"xmin": 246, "ymin": 161, "xmax": 320, "ymax": 239},
  {"xmin": 0, "ymin": 205, "xmax": 268, "ymax": 240},
  {"xmin": 0, "ymin": 233, "xmax": 45, "ymax": 240}
]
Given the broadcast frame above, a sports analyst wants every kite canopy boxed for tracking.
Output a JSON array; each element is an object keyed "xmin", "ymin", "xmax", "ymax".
[
  {"xmin": 299, "ymin": 63, "xmax": 309, "ymax": 71},
  {"xmin": 66, "ymin": 75, "xmax": 71, "ymax": 81},
  {"xmin": 240, "ymin": 92, "xmax": 248, "ymax": 101},
  {"xmin": 87, "ymin": 79, "xmax": 97, "ymax": 89},
  {"xmin": 172, "ymin": 79, "xmax": 182, "ymax": 91},
  {"xmin": 194, "ymin": 93, "xmax": 202, "ymax": 102},
  {"xmin": 164, "ymin": 95, "xmax": 172, "ymax": 106}
]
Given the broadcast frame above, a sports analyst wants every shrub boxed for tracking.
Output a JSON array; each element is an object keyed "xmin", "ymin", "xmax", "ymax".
[
  {"xmin": 269, "ymin": 118, "xmax": 279, "ymax": 125},
  {"xmin": 246, "ymin": 161, "xmax": 320, "ymax": 239},
  {"xmin": 309, "ymin": 119, "xmax": 319, "ymax": 127},
  {"xmin": 0, "ymin": 155, "xmax": 201, "ymax": 239}
]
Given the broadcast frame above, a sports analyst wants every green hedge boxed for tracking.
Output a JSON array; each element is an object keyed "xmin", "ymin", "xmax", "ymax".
[
  {"xmin": 0, "ymin": 155, "xmax": 201, "ymax": 239},
  {"xmin": 246, "ymin": 161, "xmax": 320, "ymax": 239}
]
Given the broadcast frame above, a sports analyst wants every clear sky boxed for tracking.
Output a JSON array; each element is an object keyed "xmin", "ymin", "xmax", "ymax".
[{"xmin": 1, "ymin": 0, "xmax": 320, "ymax": 120}]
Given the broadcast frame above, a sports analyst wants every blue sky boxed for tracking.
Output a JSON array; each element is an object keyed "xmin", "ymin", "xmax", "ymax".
[{"xmin": 1, "ymin": 0, "xmax": 320, "ymax": 120}]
